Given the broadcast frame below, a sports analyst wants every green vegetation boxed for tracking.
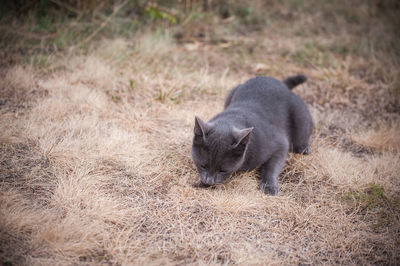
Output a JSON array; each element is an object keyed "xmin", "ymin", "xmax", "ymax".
[{"xmin": 344, "ymin": 183, "xmax": 400, "ymax": 230}]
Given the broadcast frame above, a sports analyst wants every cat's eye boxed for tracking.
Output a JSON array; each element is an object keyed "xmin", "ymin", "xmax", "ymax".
[{"xmin": 220, "ymin": 169, "xmax": 227, "ymax": 173}]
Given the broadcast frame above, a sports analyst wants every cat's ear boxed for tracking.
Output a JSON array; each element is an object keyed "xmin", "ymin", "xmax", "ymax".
[
  {"xmin": 232, "ymin": 127, "xmax": 253, "ymax": 153},
  {"xmin": 194, "ymin": 116, "xmax": 211, "ymax": 138}
]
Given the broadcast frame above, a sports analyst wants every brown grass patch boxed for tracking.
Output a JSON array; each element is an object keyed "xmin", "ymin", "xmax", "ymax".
[{"xmin": 352, "ymin": 122, "xmax": 400, "ymax": 153}]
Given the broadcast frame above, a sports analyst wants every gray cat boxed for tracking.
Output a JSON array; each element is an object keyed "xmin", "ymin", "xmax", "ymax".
[{"xmin": 191, "ymin": 75, "xmax": 312, "ymax": 195}]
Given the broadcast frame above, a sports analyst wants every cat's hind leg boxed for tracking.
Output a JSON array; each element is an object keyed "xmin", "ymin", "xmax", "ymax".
[{"xmin": 290, "ymin": 100, "xmax": 313, "ymax": 155}]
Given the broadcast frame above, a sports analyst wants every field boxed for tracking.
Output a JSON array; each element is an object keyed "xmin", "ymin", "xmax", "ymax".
[{"xmin": 1, "ymin": 1, "xmax": 399, "ymax": 264}]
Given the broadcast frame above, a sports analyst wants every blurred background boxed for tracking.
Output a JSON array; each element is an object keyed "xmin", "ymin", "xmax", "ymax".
[
  {"xmin": 1, "ymin": 0, "xmax": 399, "ymax": 120},
  {"xmin": 1, "ymin": 0, "xmax": 399, "ymax": 66}
]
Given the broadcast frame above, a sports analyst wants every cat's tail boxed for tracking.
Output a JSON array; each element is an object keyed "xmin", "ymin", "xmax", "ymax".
[{"xmin": 283, "ymin": 75, "xmax": 307, "ymax": 90}]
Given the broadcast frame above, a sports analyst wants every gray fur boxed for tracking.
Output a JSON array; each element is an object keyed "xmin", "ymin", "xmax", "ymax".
[{"xmin": 191, "ymin": 75, "xmax": 312, "ymax": 195}]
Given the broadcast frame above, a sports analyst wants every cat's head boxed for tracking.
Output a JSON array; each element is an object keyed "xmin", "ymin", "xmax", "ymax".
[{"xmin": 191, "ymin": 116, "xmax": 253, "ymax": 185}]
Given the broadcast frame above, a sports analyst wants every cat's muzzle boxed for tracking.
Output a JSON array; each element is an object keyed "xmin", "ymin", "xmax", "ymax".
[{"xmin": 200, "ymin": 174, "xmax": 225, "ymax": 185}]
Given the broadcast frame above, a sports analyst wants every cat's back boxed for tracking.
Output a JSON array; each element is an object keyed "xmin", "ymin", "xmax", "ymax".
[
  {"xmin": 227, "ymin": 76, "xmax": 292, "ymax": 108},
  {"xmin": 243, "ymin": 76, "xmax": 286, "ymax": 90}
]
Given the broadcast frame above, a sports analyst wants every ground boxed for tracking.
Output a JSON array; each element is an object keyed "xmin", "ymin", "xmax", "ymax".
[{"xmin": 0, "ymin": 1, "xmax": 399, "ymax": 265}]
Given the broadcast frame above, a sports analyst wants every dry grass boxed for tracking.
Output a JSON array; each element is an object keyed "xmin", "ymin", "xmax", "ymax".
[
  {"xmin": 352, "ymin": 122, "xmax": 400, "ymax": 153},
  {"xmin": 1, "ymin": 1, "xmax": 400, "ymax": 265}
]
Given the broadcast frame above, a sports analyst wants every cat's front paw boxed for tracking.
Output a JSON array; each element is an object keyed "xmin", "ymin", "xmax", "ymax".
[{"xmin": 259, "ymin": 182, "xmax": 279, "ymax": 195}]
